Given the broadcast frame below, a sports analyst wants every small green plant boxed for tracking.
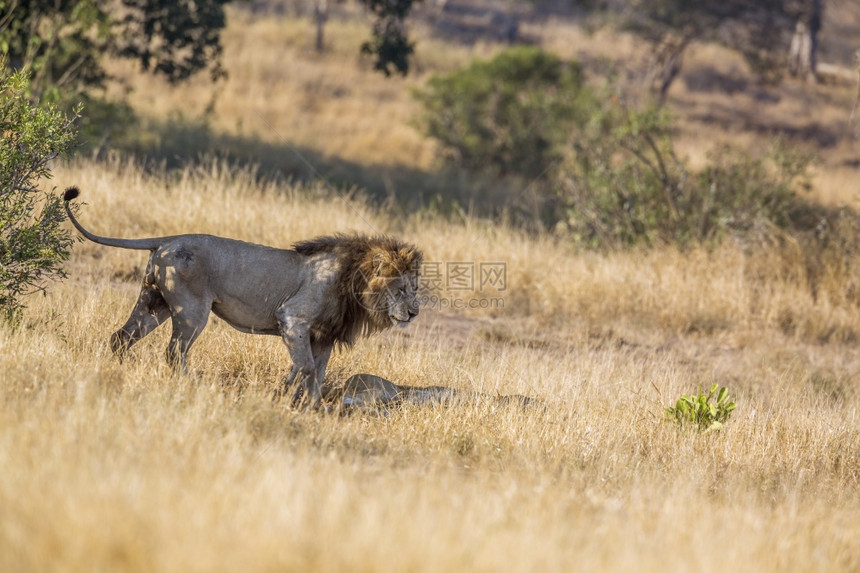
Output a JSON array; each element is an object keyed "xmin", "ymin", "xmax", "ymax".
[{"xmin": 666, "ymin": 384, "xmax": 736, "ymax": 432}]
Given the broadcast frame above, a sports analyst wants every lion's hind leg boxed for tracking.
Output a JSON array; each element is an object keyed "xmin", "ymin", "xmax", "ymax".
[
  {"xmin": 110, "ymin": 286, "xmax": 171, "ymax": 358},
  {"xmin": 165, "ymin": 302, "xmax": 211, "ymax": 375}
]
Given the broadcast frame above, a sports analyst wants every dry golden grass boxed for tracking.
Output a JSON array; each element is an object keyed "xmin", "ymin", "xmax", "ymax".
[
  {"xmin": 100, "ymin": 3, "xmax": 860, "ymax": 212},
  {"xmin": 2, "ymin": 157, "xmax": 859, "ymax": 571},
  {"xmin": 106, "ymin": 8, "xmax": 459, "ymax": 172},
  {"xmin": 6, "ymin": 5, "xmax": 860, "ymax": 571}
]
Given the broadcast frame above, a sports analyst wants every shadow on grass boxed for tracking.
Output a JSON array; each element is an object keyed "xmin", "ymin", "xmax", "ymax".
[{"xmin": 94, "ymin": 113, "xmax": 541, "ymax": 223}]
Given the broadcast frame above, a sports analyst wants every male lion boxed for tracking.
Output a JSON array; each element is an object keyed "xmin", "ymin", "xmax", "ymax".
[{"xmin": 63, "ymin": 187, "xmax": 423, "ymax": 407}]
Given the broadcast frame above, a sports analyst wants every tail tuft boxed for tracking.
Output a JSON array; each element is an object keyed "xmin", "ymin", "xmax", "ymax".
[{"xmin": 63, "ymin": 186, "xmax": 80, "ymax": 202}]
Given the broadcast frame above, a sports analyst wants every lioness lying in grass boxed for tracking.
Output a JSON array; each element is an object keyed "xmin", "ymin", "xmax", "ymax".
[{"xmin": 322, "ymin": 373, "xmax": 538, "ymax": 412}]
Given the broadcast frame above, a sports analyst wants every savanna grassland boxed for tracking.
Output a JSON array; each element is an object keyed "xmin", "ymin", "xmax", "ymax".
[{"xmin": 3, "ymin": 2, "xmax": 860, "ymax": 571}]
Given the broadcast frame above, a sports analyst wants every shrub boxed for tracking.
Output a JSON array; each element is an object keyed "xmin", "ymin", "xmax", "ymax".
[
  {"xmin": 415, "ymin": 52, "xmax": 812, "ymax": 247},
  {"xmin": 557, "ymin": 98, "xmax": 813, "ymax": 248},
  {"xmin": 0, "ymin": 63, "xmax": 80, "ymax": 325},
  {"xmin": 558, "ymin": 103, "xmax": 685, "ymax": 246},
  {"xmin": 413, "ymin": 46, "xmax": 592, "ymax": 180}
]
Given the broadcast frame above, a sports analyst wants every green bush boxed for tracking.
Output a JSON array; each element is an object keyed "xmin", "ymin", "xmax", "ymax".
[
  {"xmin": 558, "ymin": 104, "xmax": 684, "ymax": 246},
  {"xmin": 415, "ymin": 50, "xmax": 812, "ymax": 247},
  {"xmin": 413, "ymin": 46, "xmax": 592, "ymax": 180},
  {"xmin": 0, "ymin": 62, "xmax": 80, "ymax": 325},
  {"xmin": 557, "ymin": 98, "xmax": 812, "ymax": 248}
]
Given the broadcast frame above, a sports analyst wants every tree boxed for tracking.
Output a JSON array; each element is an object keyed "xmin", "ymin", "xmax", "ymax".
[
  {"xmin": 599, "ymin": 0, "xmax": 824, "ymax": 100},
  {"xmin": 115, "ymin": 0, "xmax": 228, "ymax": 84},
  {"xmin": 314, "ymin": 0, "xmax": 328, "ymax": 53},
  {"xmin": 787, "ymin": 0, "xmax": 823, "ymax": 82},
  {"xmin": 0, "ymin": 0, "xmax": 112, "ymax": 102},
  {"xmin": 2, "ymin": 0, "xmax": 426, "ymax": 98},
  {"xmin": 360, "ymin": 0, "xmax": 421, "ymax": 76},
  {"xmin": 310, "ymin": 0, "xmax": 422, "ymax": 76},
  {"xmin": 0, "ymin": 61, "xmax": 79, "ymax": 325},
  {"xmin": 0, "ymin": 0, "xmax": 229, "ymax": 103}
]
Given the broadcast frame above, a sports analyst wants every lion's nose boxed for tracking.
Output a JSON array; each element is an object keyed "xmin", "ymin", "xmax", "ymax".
[{"xmin": 408, "ymin": 308, "xmax": 419, "ymax": 319}]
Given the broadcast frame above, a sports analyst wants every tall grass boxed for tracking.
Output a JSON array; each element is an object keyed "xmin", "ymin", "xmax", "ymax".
[
  {"xmin": 1, "ymin": 157, "xmax": 858, "ymax": 571},
  {"xmin": 96, "ymin": 3, "xmax": 860, "ymax": 225},
  {"xmin": 5, "ymin": 4, "xmax": 860, "ymax": 570}
]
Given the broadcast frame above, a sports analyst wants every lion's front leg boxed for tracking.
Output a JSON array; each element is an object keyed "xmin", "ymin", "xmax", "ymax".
[
  {"xmin": 277, "ymin": 317, "xmax": 319, "ymax": 408},
  {"xmin": 282, "ymin": 344, "xmax": 332, "ymax": 408},
  {"xmin": 283, "ymin": 363, "xmax": 306, "ymax": 405},
  {"xmin": 313, "ymin": 344, "xmax": 332, "ymax": 391}
]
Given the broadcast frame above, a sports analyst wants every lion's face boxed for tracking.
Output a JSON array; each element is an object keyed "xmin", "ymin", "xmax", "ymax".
[
  {"xmin": 383, "ymin": 270, "xmax": 420, "ymax": 327},
  {"xmin": 355, "ymin": 245, "xmax": 423, "ymax": 329}
]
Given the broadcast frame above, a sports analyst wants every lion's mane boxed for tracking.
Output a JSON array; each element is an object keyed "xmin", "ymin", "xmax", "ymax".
[{"xmin": 294, "ymin": 234, "xmax": 423, "ymax": 348}]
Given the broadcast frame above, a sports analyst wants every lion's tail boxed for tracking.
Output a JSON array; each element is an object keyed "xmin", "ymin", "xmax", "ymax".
[{"xmin": 63, "ymin": 187, "xmax": 165, "ymax": 251}]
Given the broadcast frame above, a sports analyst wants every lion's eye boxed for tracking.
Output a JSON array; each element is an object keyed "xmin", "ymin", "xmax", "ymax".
[{"xmin": 399, "ymin": 287, "xmax": 407, "ymax": 296}]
